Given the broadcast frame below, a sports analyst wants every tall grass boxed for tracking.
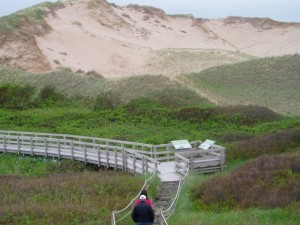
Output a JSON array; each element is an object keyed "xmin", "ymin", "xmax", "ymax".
[
  {"xmin": 185, "ymin": 54, "xmax": 300, "ymax": 116},
  {"xmin": 191, "ymin": 154, "xmax": 300, "ymax": 210},
  {"xmin": 0, "ymin": 171, "xmax": 144, "ymax": 224},
  {"xmin": 0, "ymin": 67, "xmax": 210, "ymax": 107},
  {"xmin": 168, "ymin": 155, "xmax": 300, "ymax": 225},
  {"xmin": 0, "ymin": 1, "xmax": 63, "ymax": 35}
]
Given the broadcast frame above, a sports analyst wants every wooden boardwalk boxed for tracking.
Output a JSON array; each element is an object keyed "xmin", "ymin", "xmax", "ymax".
[
  {"xmin": 0, "ymin": 133, "xmax": 158, "ymax": 175},
  {"xmin": 0, "ymin": 130, "xmax": 226, "ymax": 225}
]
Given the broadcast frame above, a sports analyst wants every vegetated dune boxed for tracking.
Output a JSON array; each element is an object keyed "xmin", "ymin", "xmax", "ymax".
[
  {"xmin": 0, "ymin": 0, "xmax": 300, "ymax": 78},
  {"xmin": 184, "ymin": 54, "xmax": 300, "ymax": 116}
]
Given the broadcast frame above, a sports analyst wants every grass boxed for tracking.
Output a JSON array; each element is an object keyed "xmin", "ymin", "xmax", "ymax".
[
  {"xmin": 185, "ymin": 54, "xmax": 300, "ymax": 116},
  {"xmin": 168, "ymin": 156, "xmax": 300, "ymax": 225},
  {"xmin": 0, "ymin": 54, "xmax": 299, "ymax": 224},
  {"xmin": 0, "ymin": 153, "xmax": 146, "ymax": 225},
  {"xmin": 0, "ymin": 104, "xmax": 298, "ymax": 145},
  {"xmin": 0, "ymin": 67, "xmax": 210, "ymax": 107},
  {"xmin": 0, "ymin": 1, "xmax": 63, "ymax": 35},
  {"xmin": 149, "ymin": 48, "xmax": 254, "ymax": 76}
]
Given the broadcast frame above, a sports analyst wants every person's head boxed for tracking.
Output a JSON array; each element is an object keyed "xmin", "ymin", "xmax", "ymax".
[
  {"xmin": 140, "ymin": 189, "xmax": 148, "ymax": 198},
  {"xmin": 140, "ymin": 195, "xmax": 146, "ymax": 202}
]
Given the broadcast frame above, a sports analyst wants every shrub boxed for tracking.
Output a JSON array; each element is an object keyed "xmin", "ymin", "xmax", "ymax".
[
  {"xmin": 173, "ymin": 106, "xmax": 213, "ymax": 122},
  {"xmin": 191, "ymin": 154, "xmax": 300, "ymax": 210},
  {"xmin": 0, "ymin": 84, "xmax": 35, "ymax": 109},
  {"xmin": 212, "ymin": 105, "xmax": 283, "ymax": 125},
  {"xmin": 37, "ymin": 85, "xmax": 67, "ymax": 107},
  {"xmin": 218, "ymin": 131, "xmax": 254, "ymax": 143},
  {"xmin": 173, "ymin": 105, "xmax": 282, "ymax": 125},
  {"xmin": 228, "ymin": 128, "xmax": 300, "ymax": 160},
  {"xmin": 85, "ymin": 70, "xmax": 104, "ymax": 79},
  {"xmin": 93, "ymin": 91, "xmax": 121, "ymax": 110}
]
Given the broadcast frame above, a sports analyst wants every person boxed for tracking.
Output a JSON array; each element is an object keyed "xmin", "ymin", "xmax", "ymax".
[
  {"xmin": 135, "ymin": 189, "xmax": 153, "ymax": 207},
  {"xmin": 131, "ymin": 195, "xmax": 155, "ymax": 225}
]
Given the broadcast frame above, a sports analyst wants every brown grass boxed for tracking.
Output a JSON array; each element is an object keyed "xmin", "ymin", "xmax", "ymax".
[
  {"xmin": 228, "ymin": 128, "xmax": 300, "ymax": 160},
  {"xmin": 191, "ymin": 154, "xmax": 300, "ymax": 210},
  {"xmin": 0, "ymin": 171, "xmax": 143, "ymax": 224}
]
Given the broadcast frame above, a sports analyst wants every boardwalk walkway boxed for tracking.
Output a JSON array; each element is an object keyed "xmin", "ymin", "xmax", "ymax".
[
  {"xmin": 153, "ymin": 181, "xmax": 180, "ymax": 224},
  {"xmin": 0, "ymin": 130, "xmax": 224, "ymax": 225}
]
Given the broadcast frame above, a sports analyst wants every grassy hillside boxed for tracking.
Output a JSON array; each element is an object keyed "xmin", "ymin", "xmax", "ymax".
[
  {"xmin": 0, "ymin": 66, "xmax": 211, "ymax": 107},
  {"xmin": 183, "ymin": 54, "xmax": 300, "ymax": 116},
  {"xmin": 0, "ymin": 1, "xmax": 63, "ymax": 35},
  {"xmin": 0, "ymin": 58, "xmax": 299, "ymax": 224}
]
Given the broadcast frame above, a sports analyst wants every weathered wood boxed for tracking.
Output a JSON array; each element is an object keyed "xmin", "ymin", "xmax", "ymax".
[
  {"xmin": 175, "ymin": 147, "xmax": 226, "ymax": 174},
  {"xmin": 97, "ymin": 145, "xmax": 100, "ymax": 167},
  {"xmin": 0, "ymin": 134, "xmax": 157, "ymax": 176}
]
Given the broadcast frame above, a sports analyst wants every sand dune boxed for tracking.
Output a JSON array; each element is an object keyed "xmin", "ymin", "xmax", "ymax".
[{"xmin": 1, "ymin": 0, "xmax": 300, "ymax": 77}]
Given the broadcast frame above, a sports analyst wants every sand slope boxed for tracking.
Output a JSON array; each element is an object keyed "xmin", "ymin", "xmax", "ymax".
[{"xmin": 1, "ymin": 0, "xmax": 300, "ymax": 77}]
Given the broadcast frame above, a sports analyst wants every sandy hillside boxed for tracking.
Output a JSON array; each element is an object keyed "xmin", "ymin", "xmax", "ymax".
[{"xmin": 1, "ymin": 0, "xmax": 300, "ymax": 78}]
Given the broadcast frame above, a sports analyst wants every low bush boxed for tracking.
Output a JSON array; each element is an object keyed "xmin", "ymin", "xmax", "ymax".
[
  {"xmin": 0, "ymin": 84, "xmax": 35, "ymax": 109},
  {"xmin": 191, "ymin": 154, "xmax": 300, "ymax": 211},
  {"xmin": 228, "ymin": 128, "xmax": 300, "ymax": 160},
  {"xmin": 173, "ymin": 105, "xmax": 282, "ymax": 125},
  {"xmin": 37, "ymin": 85, "xmax": 68, "ymax": 107},
  {"xmin": 93, "ymin": 91, "xmax": 121, "ymax": 110}
]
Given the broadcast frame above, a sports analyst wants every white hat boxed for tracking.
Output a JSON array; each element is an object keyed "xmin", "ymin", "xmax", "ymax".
[{"xmin": 140, "ymin": 195, "xmax": 146, "ymax": 201}]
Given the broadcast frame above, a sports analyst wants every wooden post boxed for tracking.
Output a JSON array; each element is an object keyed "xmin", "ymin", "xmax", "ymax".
[
  {"xmin": 190, "ymin": 156, "xmax": 194, "ymax": 171},
  {"xmin": 220, "ymin": 148, "xmax": 225, "ymax": 172},
  {"xmin": 44, "ymin": 138, "xmax": 48, "ymax": 157},
  {"xmin": 106, "ymin": 146, "xmax": 109, "ymax": 168},
  {"xmin": 84, "ymin": 143, "xmax": 87, "ymax": 164},
  {"xmin": 30, "ymin": 137, "xmax": 33, "ymax": 156},
  {"xmin": 175, "ymin": 154, "xmax": 178, "ymax": 173},
  {"xmin": 167, "ymin": 145, "xmax": 170, "ymax": 162},
  {"xmin": 3, "ymin": 136, "xmax": 6, "ymax": 153},
  {"xmin": 141, "ymin": 156, "xmax": 145, "ymax": 175},
  {"xmin": 121, "ymin": 148, "xmax": 125, "ymax": 171},
  {"xmin": 17, "ymin": 137, "xmax": 20, "ymax": 155},
  {"xmin": 114, "ymin": 147, "xmax": 117, "ymax": 170},
  {"xmin": 133, "ymin": 153, "xmax": 136, "ymax": 175},
  {"xmin": 124, "ymin": 149, "xmax": 127, "ymax": 173},
  {"xmin": 152, "ymin": 146, "xmax": 157, "ymax": 160},
  {"xmin": 57, "ymin": 140, "xmax": 61, "ymax": 159},
  {"xmin": 71, "ymin": 141, "xmax": 74, "ymax": 160},
  {"xmin": 97, "ymin": 145, "xmax": 100, "ymax": 167},
  {"xmin": 93, "ymin": 139, "xmax": 96, "ymax": 150},
  {"xmin": 145, "ymin": 157, "xmax": 148, "ymax": 174}
]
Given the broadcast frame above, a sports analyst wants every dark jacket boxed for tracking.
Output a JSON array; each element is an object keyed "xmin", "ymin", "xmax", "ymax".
[{"xmin": 131, "ymin": 201, "xmax": 155, "ymax": 223}]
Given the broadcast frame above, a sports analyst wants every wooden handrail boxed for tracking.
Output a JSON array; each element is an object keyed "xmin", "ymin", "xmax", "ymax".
[{"xmin": 0, "ymin": 134, "xmax": 158, "ymax": 176}]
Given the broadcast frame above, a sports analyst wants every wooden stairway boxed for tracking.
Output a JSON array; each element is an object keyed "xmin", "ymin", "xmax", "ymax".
[{"xmin": 153, "ymin": 181, "xmax": 180, "ymax": 225}]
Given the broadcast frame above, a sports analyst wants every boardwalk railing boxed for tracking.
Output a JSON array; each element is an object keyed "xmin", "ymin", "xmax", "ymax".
[
  {"xmin": 0, "ymin": 130, "xmax": 202, "ymax": 162},
  {"xmin": 175, "ymin": 146, "xmax": 226, "ymax": 174},
  {"xmin": 111, "ymin": 168, "xmax": 158, "ymax": 225},
  {"xmin": 160, "ymin": 166, "xmax": 190, "ymax": 225},
  {"xmin": 0, "ymin": 134, "xmax": 158, "ymax": 175}
]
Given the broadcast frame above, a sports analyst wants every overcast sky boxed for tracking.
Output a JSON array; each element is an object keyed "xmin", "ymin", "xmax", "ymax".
[{"xmin": 0, "ymin": 0, "xmax": 300, "ymax": 22}]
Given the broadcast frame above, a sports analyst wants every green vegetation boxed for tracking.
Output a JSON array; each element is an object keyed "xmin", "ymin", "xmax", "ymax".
[
  {"xmin": 0, "ymin": 54, "xmax": 299, "ymax": 224},
  {"xmin": 185, "ymin": 54, "xmax": 300, "ymax": 115},
  {"xmin": 168, "ymin": 155, "xmax": 300, "ymax": 225},
  {"xmin": 0, "ymin": 165, "xmax": 143, "ymax": 224},
  {"xmin": 0, "ymin": 1, "xmax": 63, "ymax": 35},
  {"xmin": 192, "ymin": 154, "xmax": 300, "ymax": 210},
  {"xmin": 0, "ymin": 67, "xmax": 210, "ymax": 107}
]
